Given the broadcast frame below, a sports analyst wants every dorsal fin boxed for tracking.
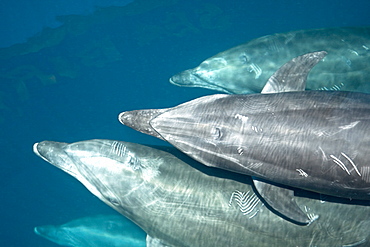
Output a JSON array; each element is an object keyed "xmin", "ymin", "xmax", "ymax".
[{"xmin": 261, "ymin": 51, "xmax": 327, "ymax": 94}]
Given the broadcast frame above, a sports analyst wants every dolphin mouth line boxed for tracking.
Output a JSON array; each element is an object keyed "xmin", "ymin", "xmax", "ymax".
[{"xmin": 170, "ymin": 73, "xmax": 233, "ymax": 94}]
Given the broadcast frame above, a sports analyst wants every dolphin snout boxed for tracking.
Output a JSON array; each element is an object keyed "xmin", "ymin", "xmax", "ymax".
[
  {"xmin": 118, "ymin": 109, "xmax": 167, "ymax": 140},
  {"xmin": 33, "ymin": 142, "xmax": 51, "ymax": 163},
  {"xmin": 118, "ymin": 111, "xmax": 133, "ymax": 126},
  {"xmin": 169, "ymin": 70, "xmax": 194, "ymax": 86},
  {"xmin": 34, "ymin": 226, "xmax": 48, "ymax": 236},
  {"xmin": 33, "ymin": 142, "xmax": 40, "ymax": 156}
]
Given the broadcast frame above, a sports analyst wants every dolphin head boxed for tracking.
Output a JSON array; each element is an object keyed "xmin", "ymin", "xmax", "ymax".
[
  {"xmin": 145, "ymin": 94, "xmax": 254, "ymax": 171},
  {"xmin": 169, "ymin": 40, "xmax": 277, "ymax": 94},
  {"xmin": 33, "ymin": 141, "xmax": 79, "ymax": 178},
  {"xmin": 118, "ymin": 94, "xmax": 239, "ymax": 160},
  {"xmin": 118, "ymin": 94, "xmax": 244, "ymax": 168},
  {"xmin": 170, "ymin": 56, "xmax": 256, "ymax": 94},
  {"xmin": 34, "ymin": 224, "xmax": 72, "ymax": 246},
  {"xmin": 34, "ymin": 215, "xmax": 146, "ymax": 247},
  {"xmin": 33, "ymin": 140, "xmax": 165, "ymax": 217}
]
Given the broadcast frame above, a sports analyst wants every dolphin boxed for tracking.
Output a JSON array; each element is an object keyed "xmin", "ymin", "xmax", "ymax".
[
  {"xmin": 33, "ymin": 139, "xmax": 370, "ymax": 246},
  {"xmin": 34, "ymin": 214, "xmax": 146, "ymax": 247},
  {"xmin": 118, "ymin": 51, "xmax": 370, "ymax": 224},
  {"xmin": 170, "ymin": 26, "xmax": 370, "ymax": 94}
]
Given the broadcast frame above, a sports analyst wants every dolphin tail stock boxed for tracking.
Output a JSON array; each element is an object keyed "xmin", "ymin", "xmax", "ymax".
[{"xmin": 261, "ymin": 51, "xmax": 327, "ymax": 94}]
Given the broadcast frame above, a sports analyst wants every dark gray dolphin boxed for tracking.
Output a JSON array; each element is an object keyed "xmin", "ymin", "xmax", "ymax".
[
  {"xmin": 34, "ymin": 214, "xmax": 146, "ymax": 247},
  {"xmin": 118, "ymin": 51, "xmax": 370, "ymax": 224},
  {"xmin": 33, "ymin": 139, "xmax": 370, "ymax": 246},
  {"xmin": 170, "ymin": 26, "xmax": 370, "ymax": 94}
]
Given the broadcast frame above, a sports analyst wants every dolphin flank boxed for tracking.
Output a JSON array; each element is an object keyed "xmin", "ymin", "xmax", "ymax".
[
  {"xmin": 33, "ymin": 139, "xmax": 370, "ymax": 246},
  {"xmin": 170, "ymin": 26, "xmax": 370, "ymax": 94}
]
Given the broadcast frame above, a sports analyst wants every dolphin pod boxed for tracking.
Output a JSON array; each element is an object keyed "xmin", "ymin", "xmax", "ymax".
[
  {"xmin": 34, "ymin": 214, "xmax": 146, "ymax": 247},
  {"xmin": 33, "ymin": 139, "xmax": 370, "ymax": 247},
  {"xmin": 170, "ymin": 26, "xmax": 370, "ymax": 94},
  {"xmin": 32, "ymin": 27, "xmax": 370, "ymax": 245},
  {"xmin": 119, "ymin": 51, "xmax": 370, "ymax": 224}
]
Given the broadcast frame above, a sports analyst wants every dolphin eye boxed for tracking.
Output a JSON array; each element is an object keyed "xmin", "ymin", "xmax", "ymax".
[
  {"xmin": 128, "ymin": 156, "xmax": 141, "ymax": 170},
  {"xmin": 239, "ymin": 54, "xmax": 250, "ymax": 64},
  {"xmin": 211, "ymin": 127, "xmax": 223, "ymax": 140},
  {"xmin": 129, "ymin": 156, "xmax": 135, "ymax": 165}
]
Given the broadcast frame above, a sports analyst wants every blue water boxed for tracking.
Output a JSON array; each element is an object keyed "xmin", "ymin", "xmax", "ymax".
[{"xmin": 0, "ymin": 0, "xmax": 369, "ymax": 246}]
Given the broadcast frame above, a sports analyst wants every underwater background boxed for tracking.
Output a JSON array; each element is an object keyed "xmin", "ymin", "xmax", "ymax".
[{"xmin": 0, "ymin": 0, "xmax": 369, "ymax": 246}]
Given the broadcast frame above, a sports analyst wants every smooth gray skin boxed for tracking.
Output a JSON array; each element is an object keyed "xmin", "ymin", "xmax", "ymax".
[
  {"xmin": 34, "ymin": 214, "xmax": 146, "ymax": 247},
  {"xmin": 121, "ymin": 91, "xmax": 370, "ymax": 200},
  {"xmin": 170, "ymin": 26, "xmax": 370, "ymax": 94},
  {"xmin": 33, "ymin": 139, "xmax": 370, "ymax": 247}
]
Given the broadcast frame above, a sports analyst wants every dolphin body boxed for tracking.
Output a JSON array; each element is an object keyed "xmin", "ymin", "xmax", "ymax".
[
  {"xmin": 119, "ymin": 51, "xmax": 370, "ymax": 224},
  {"xmin": 34, "ymin": 214, "xmax": 146, "ymax": 247},
  {"xmin": 33, "ymin": 139, "xmax": 370, "ymax": 247},
  {"xmin": 170, "ymin": 27, "xmax": 370, "ymax": 94}
]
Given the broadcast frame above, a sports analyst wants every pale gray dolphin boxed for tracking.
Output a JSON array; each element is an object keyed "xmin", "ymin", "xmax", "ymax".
[
  {"xmin": 34, "ymin": 214, "xmax": 146, "ymax": 247},
  {"xmin": 119, "ymin": 51, "xmax": 370, "ymax": 224},
  {"xmin": 170, "ymin": 26, "xmax": 370, "ymax": 94},
  {"xmin": 33, "ymin": 139, "xmax": 370, "ymax": 246}
]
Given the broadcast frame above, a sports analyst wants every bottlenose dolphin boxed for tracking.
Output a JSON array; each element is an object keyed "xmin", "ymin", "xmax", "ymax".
[
  {"xmin": 33, "ymin": 139, "xmax": 370, "ymax": 246},
  {"xmin": 170, "ymin": 26, "xmax": 370, "ymax": 94},
  {"xmin": 34, "ymin": 214, "xmax": 146, "ymax": 247},
  {"xmin": 119, "ymin": 51, "xmax": 370, "ymax": 224}
]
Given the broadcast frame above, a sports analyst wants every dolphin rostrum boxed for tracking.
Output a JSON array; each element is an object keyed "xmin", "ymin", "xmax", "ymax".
[
  {"xmin": 119, "ymin": 51, "xmax": 370, "ymax": 224},
  {"xmin": 170, "ymin": 27, "xmax": 370, "ymax": 94},
  {"xmin": 33, "ymin": 139, "xmax": 370, "ymax": 246},
  {"xmin": 34, "ymin": 214, "xmax": 146, "ymax": 247}
]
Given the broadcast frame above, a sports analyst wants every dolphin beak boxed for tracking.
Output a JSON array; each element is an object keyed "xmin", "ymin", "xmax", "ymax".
[
  {"xmin": 34, "ymin": 226, "xmax": 48, "ymax": 236},
  {"xmin": 34, "ymin": 225, "xmax": 61, "ymax": 244},
  {"xmin": 33, "ymin": 142, "xmax": 50, "ymax": 163},
  {"xmin": 170, "ymin": 69, "xmax": 234, "ymax": 94},
  {"xmin": 169, "ymin": 70, "xmax": 194, "ymax": 86},
  {"xmin": 118, "ymin": 109, "xmax": 167, "ymax": 140},
  {"xmin": 33, "ymin": 141, "xmax": 80, "ymax": 178},
  {"xmin": 33, "ymin": 142, "xmax": 40, "ymax": 155}
]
